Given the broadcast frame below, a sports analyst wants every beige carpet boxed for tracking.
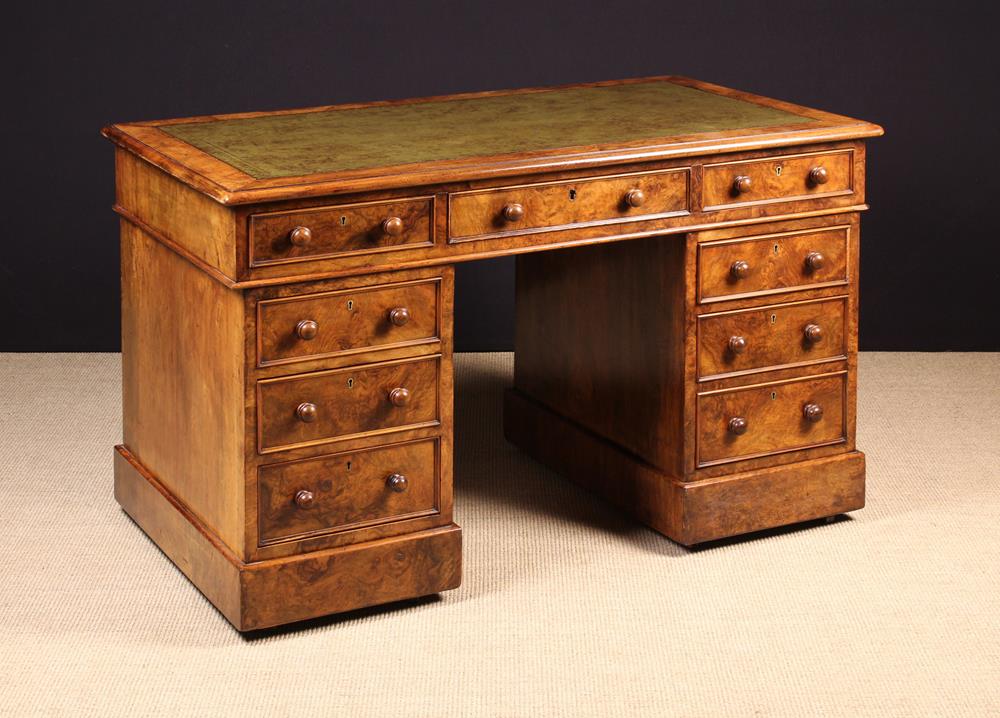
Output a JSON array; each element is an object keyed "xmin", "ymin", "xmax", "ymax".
[{"xmin": 0, "ymin": 352, "xmax": 998, "ymax": 717}]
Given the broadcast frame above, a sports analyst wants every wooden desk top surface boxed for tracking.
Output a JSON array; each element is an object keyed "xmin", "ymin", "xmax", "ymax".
[{"xmin": 103, "ymin": 76, "xmax": 881, "ymax": 205}]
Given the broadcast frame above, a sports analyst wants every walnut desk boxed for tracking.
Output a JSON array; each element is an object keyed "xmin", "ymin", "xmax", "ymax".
[{"xmin": 103, "ymin": 77, "xmax": 882, "ymax": 631}]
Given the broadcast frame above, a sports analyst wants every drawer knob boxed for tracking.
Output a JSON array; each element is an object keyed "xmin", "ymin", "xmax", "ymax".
[
  {"xmin": 294, "ymin": 489, "xmax": 315, "ymax": 508},
  {"xmin": 624, "ymin": 188, "xmax": 646, "ymax": 208},
  {"xmin": 288, "ymin": 226, "xmax": 312, "ymax": 247},
  {"xmin": 730, "ymin": 260, "xmax": 750, "ymax": 280},
  {"xmin": 808, "ymin": 167, "xmax": 830, "ymax": 186},
  {"xmin": 804, "ymin": 323, "xmax": 823, "ymax": 343},
  {"xmin": 388, "ymin": 307, "xmax": 411, "ymax": 326},
  {"xmin": 381, "ymin": 216, "xmax": 404, "ymax": 236},
  {"xmin": 295, "ymin": 319, "xmax": 319, "ymax": 340},
  {"xmin": 803, "ymin": 403, "xmax": 824, "ymax": 422},
  {"xmin": 386, "ymin": 473, "xmax": 408, "ymax": 493},
  {"xmin": 733, "ymin": 175, "xmax": 752, "ymax": 195},
  {"xmin": 295, "ymin": 402, "xmax": 318, "ymax": 423},
  {"xmin": 728, "ymin": 335, "xmax": 747, "ymax": 354},
  {"xmin": 502, "ymin": 203, "xmax": 525, "ymax": 222},
  {"xmin": 728, "ymin": 416, "xmax": 749, "ymax": 435},
  {"xmin": 388, "ymin": 387, "xmax": 411, "ymax": 407},
  {"xmin": 805, "ymin": 251, "xmax": 825, "ymax": 272}
]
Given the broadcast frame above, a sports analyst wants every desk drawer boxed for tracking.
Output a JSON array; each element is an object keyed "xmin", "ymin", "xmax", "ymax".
[
  {"xmin": 703, "ymin": 150, "xmax": 853, "ymax": 211},
  {"xmin": 698, "ymin": 297, "xmax": 847, "ymax": 379},
  {"xmin": 249, "ymin": 197, "xmax": 433, "ymax": 266},
  {"xmin": 448, "ymin": 169, "xmax": 689, "ymax": 241},
  {"xmin": 257, "ymin": 279, "xmax": 441, "ymax": 366},
  {"xmin": 258, "ymin": 438, "xmax": 438, "ymax": 545},
  {"xmin": 697, "ymin": 372, "xmax": 846, "ymax": 467},
  {"xmin": 257, "ymin": 356, "xmax": 440, "ymax": 453},
  {"xmin": 698, "ymin": 225, "xmax": 849, "ymax": 303}
]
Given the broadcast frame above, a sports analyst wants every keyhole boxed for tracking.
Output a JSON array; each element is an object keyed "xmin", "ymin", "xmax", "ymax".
[
  {"xmin": 346, "ymin": 461, "xmax": 352, "ymax": 471},
  {"xmin": 340, "ymin": 216, "xmax": 348, "ymax": 225},
  {"xmin": 770, "ymin": 314, "xmax": 777, "ymax": 324},
  {"xmin": 347, "ymin": 300, "xmax": 354, "ymax": 311},
  {"xmin": 347, "ymin": 377, "xmax": 354, "ymax": 389},
  {"xmin": 775, "ymin": 166, "xmax": 782, "ymax": 176},
  {"xmin": 773, "ymin": 243, "xmax": 780, "ymax": 255},
  {"xmin": 568, "ymin": 188, "xmax": 577, "ymax": 201},
  {"xmin": 771, "ymin": 391, "xmax": 777, "ymax": 400}
]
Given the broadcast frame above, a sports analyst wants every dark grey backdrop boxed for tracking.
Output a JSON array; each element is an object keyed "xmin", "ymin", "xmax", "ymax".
[{"xmin": 5, "ymin": 1, "xmax": 999, "ymax": 351}]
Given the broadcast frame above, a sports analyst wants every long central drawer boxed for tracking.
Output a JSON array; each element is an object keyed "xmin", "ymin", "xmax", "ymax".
[
  {"xmin": 448, "ymin": 168, "xmax": 690, "ymax": 241},
  {"xmin": 257, "ymin": 356, "xmax": 441, "ymax": 453}
]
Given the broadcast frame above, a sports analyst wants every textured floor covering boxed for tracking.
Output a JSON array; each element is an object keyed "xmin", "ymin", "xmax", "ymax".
[{"xmin": 0, "ymin": 352, "xmax": 997, "ymax": 717}]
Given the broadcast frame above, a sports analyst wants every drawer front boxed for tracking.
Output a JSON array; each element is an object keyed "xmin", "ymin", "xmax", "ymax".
[
  {"xmin": 257, "ymin": 356, "xmax": 440, "ymax": 453},
  {"xmin": 703, "ymin": 150, "xmax": 853, "ymax": 210},
  {"xmin": 257, "ymin": 279, "xmax": 440, "ymax": 366},
  {"xmin": 249, "ymin": 197, "xmax": 433, "ymax": 266},
  {"xmin": 698, "ymin": 297, "xmax": 847, "ymax": 379},
  {"xmin": 258, "ymin": 438, "xmax": 438, "ymax": 545},
  {"xmin": 698, "ymin": 225, "xmax": 849, "ymax": 303},
  {"xmin": 448, "ymin": 169, "xmax": 689, "ymax": 241},
  {"xmin": 697, "ymin": 373, "xmax": 846, "ymax": 466}
]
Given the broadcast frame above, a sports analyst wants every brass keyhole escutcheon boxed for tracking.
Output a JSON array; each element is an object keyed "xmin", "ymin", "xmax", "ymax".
[
  {"xmin": 346, "ymin": 377, "xmax": 354, "ymax": 389},
  {"xmin": 770, "ymin": 314, "xmax": 777, "ymax": 324},
  {"xmin": 346, "ymin": 461, "xmax": 352, "ymax": 471},
  {"xmin": 346, "ymin": 300, "xmax": 354, "ymax": 311},
  {"xmin": 773, "ymin": 243, "xmax": 780, "ymax": 255},
  {"xmin": 771, "ymin": 391, "xmax": 777, "ymax": 400},
  {"xmin": 775, "ymin": 165, "xmax": 782, "ymax": 176},
  {"xmin": 340, "ymin": 215, "xmax": 348, "ymax": 225},
  {"xmin": 569, "ymin": 188, "xmax": 577, "ymax": 201}
]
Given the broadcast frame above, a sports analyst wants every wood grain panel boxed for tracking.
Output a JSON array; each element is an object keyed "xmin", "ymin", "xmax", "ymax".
[
  {"xmin": 249, "ymin": 197, "xmax": 433, "ymax": 266},
  {"xmin": 258, "ymin": 438, "xmax": 439, "ymax": 545},
  {"xmin": 697, "ymin": 224, "xmax": 849, "ymax": 303},
  {"xmin": 697, "ymin": 296, "xmax": 847, "ymax": 379},
  {"xmin": 703, "ymin": 149, "xmax": 853, "ymax": 210},
  {"xmin": 697, "ymin": 372, "xmax": 847, "ymax": 466},
  {"xmin": 257, "ymin": 356, "xmax": 441, "ymax": 453},
  {"xmin": 257, "ymin": 277, "xmax": 440, "ymax": 366},
  {"xmin": 448, "ymin": 168, "xmax": 689, "ymax": 240}
]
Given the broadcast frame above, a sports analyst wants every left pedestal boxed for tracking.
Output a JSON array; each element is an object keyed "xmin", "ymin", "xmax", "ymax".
[{"xmin": 115, "ymin": 152, "xmax": 461, "ymax": 630}]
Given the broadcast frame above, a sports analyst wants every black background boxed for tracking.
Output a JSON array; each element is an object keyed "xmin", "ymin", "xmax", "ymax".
[{"xmin": 4, "ymin": 1, "xmax": 999, "ymax": 352}]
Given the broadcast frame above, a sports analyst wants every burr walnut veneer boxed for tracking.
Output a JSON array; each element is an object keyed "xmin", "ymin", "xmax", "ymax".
[{"xmin": 104, "ymin": 76, "xmax": 881, "ymax": 630}]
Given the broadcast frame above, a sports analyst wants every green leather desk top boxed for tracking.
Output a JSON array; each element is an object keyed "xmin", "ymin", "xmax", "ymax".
[
  {"xmin": 161, "ymin": 80, "xmax": 814, "ymax": 180},
  {"xmin": 105, "ymin": 76, "xmax": 882, "ymax": 203}
]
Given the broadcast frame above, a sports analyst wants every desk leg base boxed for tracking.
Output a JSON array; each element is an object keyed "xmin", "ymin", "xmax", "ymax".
[
  {"xmin": 113, "ymin": 446, "xmax": 462, "ymax": 631},
  {"xmin": 503, "ymin": 389, "xmax": 865, "ymax": 545}
]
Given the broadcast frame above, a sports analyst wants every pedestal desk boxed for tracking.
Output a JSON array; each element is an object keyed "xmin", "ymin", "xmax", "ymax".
[{"xmin": 103, "ymin": 76, "xmax": 882, "ymax": 630}]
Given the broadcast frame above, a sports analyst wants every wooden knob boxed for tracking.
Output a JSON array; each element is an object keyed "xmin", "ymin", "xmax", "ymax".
[
  {"xmin": 388, "ymin": 307, "xmax": 410, "ymax": 326},
  {"xmin": 733, "ymin": 175, "xmax": 752, "ymax": 194},
  {"xmin": 728, "ymin": 335, "xmax": 747, "ymax": 354},
  {"xmin": 804, "ymin": 323, "xmax": 823, "ymax": 343},
  {"xmin": 295, "ymin": 319, "xmax": 318, "ymax": 340},
  {"xmin": 624, "ymin": 189, "xmax": 646, "ymax": 208},
  {"xmin": 803, "ymin": 403, "xmax": 824, "ymax": 422},
  {"xmin": 808, "ymin": 167, "xmax": 829, "ymax": 186},
  {"xmin": 288, "ymin": 226, "xmax": 312, "ymax": 247},
  {"xmin": 805, "ymin": 251, "xmax": 825, "ymax": 272},
  {"xmin": 381, "ymin": 217, "xmax": 404, "ymax": 236},
  {"xmin": 502, "ymin": 203, "xmax": 525, "ymax": 222},
  {"xmin": 386, "ymin": 473, "xmax": 408, "ymax": 493},
  {"xmin": 388, "ymin": 387, "xmax": 410, "ymax": 407},
  {"xmin": 295, "ymin": 402, "xmax": 317, "ymax": 423},
  {"xmin": 294, "ymin": 489, "xmax": 315, "ymax": 508},
  {"xmin": 730, "ymin": 260, "xmax": 750, "ymax": 280},
  {"xmin": 728, "ymin": 416, "xmax": 749, "ymax": 435}
]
